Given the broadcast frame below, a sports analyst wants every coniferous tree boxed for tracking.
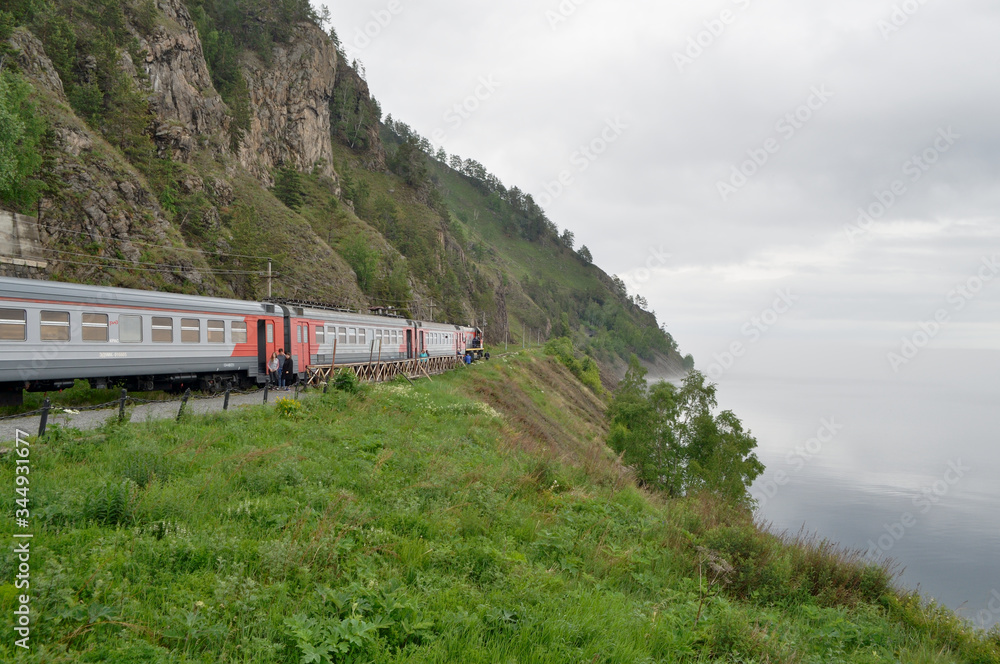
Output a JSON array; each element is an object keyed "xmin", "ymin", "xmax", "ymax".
[{"xmin": 272, "ymin": 167, "xmax": 304, "ymax": 210}]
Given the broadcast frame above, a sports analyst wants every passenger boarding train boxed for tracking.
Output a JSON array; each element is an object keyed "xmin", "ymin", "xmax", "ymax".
[{"xmin": 0, "ymin": 276, "xmax": 481, "ymax": 405}]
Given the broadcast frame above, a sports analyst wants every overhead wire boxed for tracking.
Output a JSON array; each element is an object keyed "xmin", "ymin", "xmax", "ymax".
[
  {"xmin": 22, "ymin": 217, "xmax": 277, "ymax": 262},
  {"xmin": 13, "ymin": 253, "xmax": 266, "ymax": 275}
]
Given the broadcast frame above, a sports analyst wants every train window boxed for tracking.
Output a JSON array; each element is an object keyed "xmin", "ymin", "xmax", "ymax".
[
  {"xmin": 40, "ymin": 311, "xmax": 70, "ymax": 341},
  {"xmin": 315, "ymin": 326, "xmax": 325, "ymax": 344},
  {"xmin": 297, "ymin": 325, "xmax": 303, "ymax": 343},
  {"xmin": 181, "ymin": 318, "xmax": 200, "ymax": 343},
  {"xmin": 0, "ymin": 309, "xmax": 25, "ymax": 341},
  {"xmin": 232, "ymin": 321, "xmax": 248, "ymax": 344},
  {"xmin": 348, "ymin": 328, "xmax": 357, "ymax": 344},
  {"xmin": 119, "ymin": 315, "xmax": 142, "ymax": 343},
  {"xmin": 266, "ymin": 324, "xmax": 274, "ymax": 343},
  {"xmin": 82, "ymin": 313, "xmax": 109, "ymax": 342},
  {"xmin": 152, "ymin": 317, "xmax": 173, "ymax": 343},
  {"xmin": 359, "ymin": 328, "xmax": 367, "ymax": 345},
  {"xmin": 338, "ymin": 327, "xmax": 347, "ymax": 344},
  {"xmin": 375, "ymin": 329, "xmax": 382, "ymax": 341},
  {"xmin": 207, "ymin": 320, "xmax": 225, "ymax": 343}
]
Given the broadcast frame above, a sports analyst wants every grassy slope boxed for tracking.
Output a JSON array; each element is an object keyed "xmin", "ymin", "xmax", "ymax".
[{"xmin": 1, "ymin": 353, "xmax": 996, "ymax": 663}]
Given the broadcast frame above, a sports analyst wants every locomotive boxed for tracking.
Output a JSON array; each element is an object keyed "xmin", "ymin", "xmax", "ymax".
[{"xmin": 0, "ymin": 276, "xmax": 480, "ymax": 406}]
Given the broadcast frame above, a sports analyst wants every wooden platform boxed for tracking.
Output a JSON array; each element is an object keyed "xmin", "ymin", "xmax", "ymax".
[{"xmin": 306, "ymin": 355, "xmax": 462, "ymax": 387}]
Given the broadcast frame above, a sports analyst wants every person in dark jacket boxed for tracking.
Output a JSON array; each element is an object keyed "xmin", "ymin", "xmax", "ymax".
[{"xmin": 277, "ymin": 348, "xmax": 287, "ymax": 390}]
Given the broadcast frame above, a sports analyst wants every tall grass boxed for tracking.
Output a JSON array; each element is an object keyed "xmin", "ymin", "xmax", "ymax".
[{"xmin": 0, "ymin": 352, "xmax": 995, "ymax": 662}]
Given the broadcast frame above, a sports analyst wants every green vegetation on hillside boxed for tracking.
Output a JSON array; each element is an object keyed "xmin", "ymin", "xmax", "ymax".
[
  {"xmin": 0, "ymin": 65, "xmax": 46, "ymax": 212},
  {"xmin": 3, "ymin": 0, "xmax": 675, "ymax": 368},
  {"xmin": 1, "ymin": 353, "xmax": 997, "ymax": 662},
  {"xmin": 608, "ymin": 357, "xmax": 765, "ymax": 504},
  {"xmin": 7, "ymin": 0, "xmax": 160, "ymax": 167},
  {"xmin": 544, "ymin": 336, "xmax": 603, "ymax": 394}
]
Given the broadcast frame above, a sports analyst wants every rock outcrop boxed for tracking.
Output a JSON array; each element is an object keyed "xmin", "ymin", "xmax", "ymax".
[
  {"xmin": 238, "ymin": 22, "xmax": 340, "ymax": 185},
  {"xmin": 10, "ymin": 29, "xmax": 66, "ymax": 102},
  {"xmin": 134, "ymin": 0, "xmax": 230, "ymax": 161}
]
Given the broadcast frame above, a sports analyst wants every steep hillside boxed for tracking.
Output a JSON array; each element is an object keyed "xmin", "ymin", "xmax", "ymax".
[
  {"xmin": 1, "ymin": 354, "xmax": 996, "ymax": 662},
  {"xmin": 0, "ymin": 0, "xmax": 679, "ymax": 373}
]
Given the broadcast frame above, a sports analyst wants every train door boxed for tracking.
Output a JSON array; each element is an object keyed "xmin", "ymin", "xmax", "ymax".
[
  {"xmin": 258, "ymin": 319, "xmax": 278, "ymax": 380},
  {"xmin": 282, "ymin": 316, "xmax": 293, "ymax": 370},
  {"xmin": 257, "ymin": 320, "xmax": 268, "ymax": 374},
  {"xmin": 405, "ymin": 329, "xmax": 413, "ymax": 359},
  {"xmin": 295, "ymin": 322, "xmax": 309, "ymax": 373}
]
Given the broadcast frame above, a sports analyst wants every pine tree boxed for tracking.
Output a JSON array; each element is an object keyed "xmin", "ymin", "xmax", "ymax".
[{"xmin": 273, "ymin": 167, "xmax": 304, "ymax": 211}]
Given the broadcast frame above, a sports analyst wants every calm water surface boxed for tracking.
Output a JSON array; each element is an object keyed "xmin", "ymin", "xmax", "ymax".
[{"xmin": 711, "ymin": 345, "xmax": 1000, "ymax": 629}]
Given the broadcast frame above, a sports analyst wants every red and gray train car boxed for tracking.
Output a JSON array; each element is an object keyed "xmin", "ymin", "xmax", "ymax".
[{"xmin": 0, "ymin": 277, "xmax": 479, "ymax": 405}]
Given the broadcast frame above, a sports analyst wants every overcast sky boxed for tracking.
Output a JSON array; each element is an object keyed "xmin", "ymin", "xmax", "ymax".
[{"xmin": 320, "ymin": 0, "xmax": 1000, "ymax": 374}]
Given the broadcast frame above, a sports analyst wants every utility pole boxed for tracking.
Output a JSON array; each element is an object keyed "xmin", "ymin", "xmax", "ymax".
[
  {"xmin": 267, "ymin": 259, "xmax": 272, "ymax": 298},
  {"xmin": 427, "ymin": 302, "xmax": 436, "ymax": 322},
  {"xmin": 481, "ymin": 311, "xmax": 486, "ymax": 346}
]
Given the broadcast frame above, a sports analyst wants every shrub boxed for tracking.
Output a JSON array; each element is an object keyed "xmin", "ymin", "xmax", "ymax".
[
  {"xmin": 275, "ymin": 397, "xmax": 302, "ymax": 418},
  {"xmin": 333, "ymin": 369, "xmax": 360, "ymax": 394},
  {"xmin": 544, "ymin": 336, "xmax": 603, "ymax": 393}
]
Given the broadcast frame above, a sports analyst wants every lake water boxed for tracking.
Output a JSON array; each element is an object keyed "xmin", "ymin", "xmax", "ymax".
[{"xmin": 709, "ymin": 343, "xmax": 1000, "ymax": 630}]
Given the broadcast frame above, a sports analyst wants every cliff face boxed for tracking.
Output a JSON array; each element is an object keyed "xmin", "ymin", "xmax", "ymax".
[
  {"xmin": 5, "ymin": 29, "xmax": 204, "ymax": 286},
  {"xmin": 135, "ymin": 0, "xmax": 230, "ymax": 161},
  {"xmin": 133, "ymin": 0, "xmax": 345, "ymax": 185},
  {"xmin": 238, "ymin": 22, "xmax": 341, "ymax": 186},
  {"xmin": 2, "ymin": 0, "xmax": 373, "ymax": 300}
]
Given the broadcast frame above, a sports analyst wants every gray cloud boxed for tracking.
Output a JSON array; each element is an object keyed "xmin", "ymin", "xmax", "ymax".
[{"xmin": 323, "ymin": 0, "xmax": 1000, "ymax": 354}]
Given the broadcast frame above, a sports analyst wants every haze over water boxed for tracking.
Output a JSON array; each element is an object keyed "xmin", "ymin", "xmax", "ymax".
[{"xmin": 711, "ymin": 341, "xmax": 1000, "ymax": 630}]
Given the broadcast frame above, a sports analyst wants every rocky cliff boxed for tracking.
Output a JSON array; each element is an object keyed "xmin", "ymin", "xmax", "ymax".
[
  {"xmin": 1, "ymin": 0, "xmax": 678, "ymax": 369},
  {"xmin": 136, "ymin": 0, "xmax": 230, "ymax": 161},
  {"xmin": 134, "ymin": 1, "xmax": 341, "ymax": 186},
  {"xmin": 2, "ymin": 0, "xmax": 366, "ymax": 302},
  {"xmin": 237, "ymin": 22, "xmax": 340, "ymax": 186}
]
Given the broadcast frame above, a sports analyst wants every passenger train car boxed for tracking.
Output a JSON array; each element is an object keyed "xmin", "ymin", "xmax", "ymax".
[{"xmin": 0, "ymin": 276, "xmax": 480, "ymax": 405}]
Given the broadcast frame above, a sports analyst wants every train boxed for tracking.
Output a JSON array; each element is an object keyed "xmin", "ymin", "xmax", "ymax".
[{"xmin": 0, "ymin": 276, "xmax": 482, "ymax": 406}]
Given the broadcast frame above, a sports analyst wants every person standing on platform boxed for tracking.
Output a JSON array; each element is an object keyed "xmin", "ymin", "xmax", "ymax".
[{"xmin": 277, "ymin": 348, "xmax": 287, "ymax": 390}]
